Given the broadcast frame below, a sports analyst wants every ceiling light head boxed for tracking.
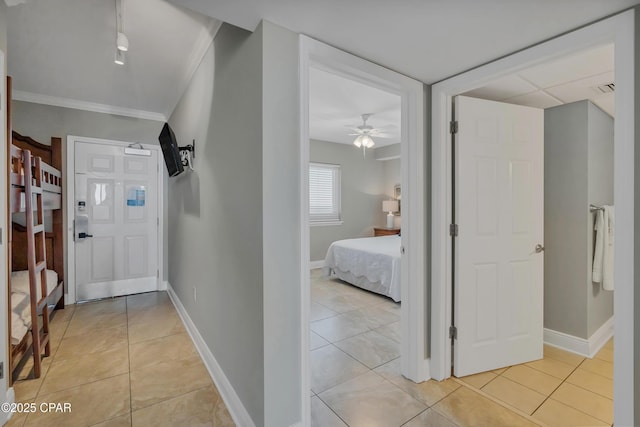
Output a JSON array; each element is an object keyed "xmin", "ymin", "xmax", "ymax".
[
  {"xmin": 114, "ymin": 49, "xmax": 125, "ymax": 65},
  {"xmin": 361, "ymin": 134, "xmax": 375, "ymax": 148},
  {"xmin": 117, "ymin": 32, "xmax": 129, "ymax": 51}
]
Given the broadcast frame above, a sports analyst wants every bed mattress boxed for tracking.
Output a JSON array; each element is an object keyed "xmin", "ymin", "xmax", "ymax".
[{"xmin": 323, "ymin": 235, "xmax": 401, "ymax": 301}]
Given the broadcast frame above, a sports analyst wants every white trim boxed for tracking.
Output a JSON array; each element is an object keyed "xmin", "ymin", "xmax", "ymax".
[
  {"xmin": 1, "ymin": 388, "xmax": 15, "ymax": 425},
  {"xmin": 309, "ymin": 260, "xmax": 324, "ymax": 269},
  {"xmin": 166, "ymin": 20, "xmax": 222, "ymax": 118},
  {"xmin": 159, "ymin": 280, "xmax": 168, "ymax": 291},
  {"xmin": 309, "ymin": 221, "xmax": 343, "ymax": 227},
  {"xmin": 431, "ymin": 10, "xmax": 634, "ymax": 424},
  {"xmin": 65, "ymin": 136, "xmax": 165, "ymax": 304},
  {"xmin": 587, "ymin": 316, "xmax": 615, "ymax": 358},
  {"xmin": 299, "ymin": 35, "xmax": 428, "ymax": 426},
  {"xmin": 13, "ymin": 91, "xmax": 166, "ymax": 122},
  {"xmin": 167, "ymin": 283, "xmax": 256, "ymax": 427},
  {"xmin": 543, "ymin": 316, "xmax": 614, "ymax": 358}
]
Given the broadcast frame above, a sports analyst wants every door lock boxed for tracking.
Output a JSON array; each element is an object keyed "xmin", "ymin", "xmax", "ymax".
[
  {"xmin": 78, "ymin": 232, "xmax": 93, "ymax": 239},
  {"xmin": 535, "ymin": 244, "xmax": 544, "ymax": 253}
]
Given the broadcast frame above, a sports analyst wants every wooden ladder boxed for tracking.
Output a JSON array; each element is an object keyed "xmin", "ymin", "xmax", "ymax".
[{"xmin": 22, "ymin": 149, "xmax": 51, "ymax": 378}]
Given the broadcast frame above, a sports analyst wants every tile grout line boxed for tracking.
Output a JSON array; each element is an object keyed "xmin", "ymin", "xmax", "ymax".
[
  {"xmin": 451, "ymin": 378, "xmax": 550, "ymax": 427},
  {"xmin": 127, "ymin": 297, "xmax": 133, "ymax": 427}
]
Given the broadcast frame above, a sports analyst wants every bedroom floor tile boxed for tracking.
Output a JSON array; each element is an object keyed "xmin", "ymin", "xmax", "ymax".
[
  {"xmin": 310, "ymin": 272, "xmax": 613, "ymax": 427},
  {"xmin": 319, "ymin": 371, "xmax": 427, "ymax": 427},
  {"xmin": 311, "ymin": 395, "xmax": 348, "ymax": 427},
  {"xmin": 374, "ymin": 321, "xmax": 401, "ymax": 343},
  {"xmin": 403, "ymin": 408, "xmax": 458, "ymax": 427},
  {"xmin": 310, "ymin": 345, "xmax": 369, "ymax": 394},
  {"xmin": 12, "ymin": 291, "xmax": 234, "ymax": 427},
  {"xmin": 334, "ymin": 331, "xmax": 400, "ymax": 369},
  {"xmin": 311, "ymin": 312, "xmax": 371, "ymax": 342}
]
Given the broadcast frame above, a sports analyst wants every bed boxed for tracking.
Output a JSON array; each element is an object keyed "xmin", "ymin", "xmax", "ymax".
[
  {"xmin": 323, "ymin": 235, "xmax": 401, "ymax": 302},
  {"xmin": 9, "ymin": 129, "xmax": 64, "ymax": 382}
]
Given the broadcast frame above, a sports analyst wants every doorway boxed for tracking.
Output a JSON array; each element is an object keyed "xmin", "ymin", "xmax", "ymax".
[
  {"xmin": 431, "ymin": 9, "xmax": 634, "ymax": 424},
  {"xmin": 299, "ymin": 35, "xmax": 426, "ymax": 423},
  {"xmin": 66, "ymin": 136, "xmax": 164, "ymax": 303}
]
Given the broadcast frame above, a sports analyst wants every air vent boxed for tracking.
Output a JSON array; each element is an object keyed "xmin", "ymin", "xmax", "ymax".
[{"xmin": 595, "ymin": 83, "xmax": 615, "ymax": 93}]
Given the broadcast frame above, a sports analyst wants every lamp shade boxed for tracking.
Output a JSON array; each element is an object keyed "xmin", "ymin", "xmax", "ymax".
[{"xmin": 382, "ymin": 200, "xmax": 398, "ymax": 213}]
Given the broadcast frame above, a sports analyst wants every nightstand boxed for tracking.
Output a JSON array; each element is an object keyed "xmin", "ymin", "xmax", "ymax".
[{"xmin": 374, "ymin": 227, "xmax": 400, "ymax": 237}]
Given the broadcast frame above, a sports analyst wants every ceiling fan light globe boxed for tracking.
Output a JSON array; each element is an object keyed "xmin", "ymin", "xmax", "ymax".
[
  {"xmin": 362, "ymin": 135, "xmax": 375, "ymax": 148},
  {"xmin": 117, "ymin": 32, "xmax": 129, "ymax": 51},
  {"xmin": 353, "ymin": 135, "xmax": 363, "ymax": 147}
]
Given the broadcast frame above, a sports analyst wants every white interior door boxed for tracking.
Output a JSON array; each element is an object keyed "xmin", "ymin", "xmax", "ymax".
[
  {"xmin": 454, "ymin": 95, "xmax": 544, "ymax": 377},
  {"xmin": 74, "ymin": 141, "xmax": 159, "ymax": 301}
]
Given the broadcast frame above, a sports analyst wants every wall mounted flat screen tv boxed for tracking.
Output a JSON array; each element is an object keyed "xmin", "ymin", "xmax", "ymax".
[{"xmin": 158, "ymin": 122, "xmax": 184, "ymax": 177}]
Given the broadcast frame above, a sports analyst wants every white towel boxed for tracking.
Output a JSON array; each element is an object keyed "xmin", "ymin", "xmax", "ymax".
[
  {"xmin": 602, "ymin": 205, "xmax": 615, "ymax": 291},
  {"xmin": 592, "ymin": 210, "xmax": 604, "ymax": 283}
]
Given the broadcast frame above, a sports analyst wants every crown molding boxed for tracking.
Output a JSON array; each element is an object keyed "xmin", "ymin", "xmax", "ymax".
[
  {"xmin": 166, "ymin": 19, "xmax": 222, "ymax": 118},
  {"xmin": 12, "ymin": 90, "xmax": 167, "ymax": 122}
]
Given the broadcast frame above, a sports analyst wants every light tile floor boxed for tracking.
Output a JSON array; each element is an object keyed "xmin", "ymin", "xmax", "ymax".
[
  {"xmin": 310, "ymin": 269, "xmax": 614, "ymax": 427},
  {"xmin": 7, "ymin": 292, "xmax": 235, "ymax": 427}
]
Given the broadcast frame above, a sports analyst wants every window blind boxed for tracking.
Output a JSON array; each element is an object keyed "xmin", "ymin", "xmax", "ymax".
[{"xmin": 309, "ymin": 163, "xmax": 341, "ymax": 224}]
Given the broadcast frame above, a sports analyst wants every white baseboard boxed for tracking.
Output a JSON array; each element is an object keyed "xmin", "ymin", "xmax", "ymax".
[
  {"xmin": 1, "ymin": 387, "xmax": 15, "ymax": 425},
  {"xmin": 587, "ymin": 316, "xmax": 614, "ymax": 358},
  {"xmin": 309, "ymin": 260, "xmax": 324, "ymax": 270},
  {"xmin": 543, "ymin": 316, "xmax": 614, "ymax": 358},
  {"xmin": 158, "ymin": 280, "xmax": 168, "ymax": 291},
  {"xmin": 167, "ymin": 283, "xmax": 256, "ymax": 427}
]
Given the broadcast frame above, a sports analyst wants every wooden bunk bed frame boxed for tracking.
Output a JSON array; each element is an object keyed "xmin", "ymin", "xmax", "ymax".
[{"xmin": 9, "ymin": 131, "xmax": 64, "ymax": 383}]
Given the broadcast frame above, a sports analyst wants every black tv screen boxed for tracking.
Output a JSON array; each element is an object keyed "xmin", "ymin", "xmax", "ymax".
[{"xmin": 158, "ymin": 123, "xmax": 184, "ymax": 177}]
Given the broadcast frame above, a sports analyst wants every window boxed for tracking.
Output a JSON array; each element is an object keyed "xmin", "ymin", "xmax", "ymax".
[{"xmin": 309, "ymin": 163, "xmax": 341, "ymax": 225}]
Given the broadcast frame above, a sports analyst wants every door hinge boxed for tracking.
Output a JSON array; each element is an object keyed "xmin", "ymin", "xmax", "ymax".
[
  {"xmin": 157, "ymin": 269, "xmax": 160, "ymax": 278},
  {"xmin": 0, "ymin": 361, "xmax": 4, "ymax": 379},
  {"xmin": 450, "ymin": 120, "xmax": 458, "ymax": 134},
  {"xmin": 0, "ymin": 227, "xmax": 2, "ymax": 245},
  {"xmin": 157, "ymin": 217, "xmax": 160, "ymax": 226},
  {"xmin": 449, "ymin": 224, "xmax": 458, "ymax": 237},
  {"xmin": 449, "ymin": 326, "xmax": 457, "ymax": 340}
]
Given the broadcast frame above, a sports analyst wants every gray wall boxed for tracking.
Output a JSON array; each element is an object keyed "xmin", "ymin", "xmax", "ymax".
[
  {"xmin": 167, "ymin": 23, "xmax": 265, "ymax": 425},
  {"xmin": 0, "ymin": 1, "xmax": 7, "ymax": 54},
  {"xmin": 586, "ymin": 102, "xmax": 614, "ymax": 336},
  {"xmin": 167, "ymin": 21, "xmax": 302, "ymax": 427},
  {"xmin": 10, "ymin": 101, "xmax": 167, "ymax": 288},
  {"xmin": 260, "ymin": 21, "xmax": 301, "ymax": 427},
  {"xmin": 544, "ymin": 100, "xmax": 613, "ymax": 339},
  {"xmin": 633, "ymin": 8, "xmax": 640, "ymax": 424},
  {"xmin": 309, "ymin": 139, "xmax": 388, "ymax": 261},
  {"xmin": 0, "ymin": 0, "xmax": 8, "ymax": 402}
]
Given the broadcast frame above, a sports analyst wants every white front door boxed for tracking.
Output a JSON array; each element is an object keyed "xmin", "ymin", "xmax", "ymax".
[
  {"xmin": 74, "ymin": 141, "xmax": 159, "ymax": 301},
  {"xmin": 454, "ymin": 95, "xmax": 544, "ymax": 377}
]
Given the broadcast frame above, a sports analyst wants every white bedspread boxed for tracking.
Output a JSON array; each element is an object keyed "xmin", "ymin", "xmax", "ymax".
[{"xmin": 323, "ymin": 235, "xmax": 401, "ymax": 301}]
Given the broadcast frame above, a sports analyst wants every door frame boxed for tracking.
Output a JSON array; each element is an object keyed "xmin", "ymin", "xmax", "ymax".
[
  {"xmin": 431, "ymin": 9, "xmax": 635, "ymax": 424},
  {"xmin": 65, "ymin": 135, "xmax": 165, "ymax": 304},
  {"xmin": 299, "ymin": 35, "xmax": 427, "ymax": 424}
]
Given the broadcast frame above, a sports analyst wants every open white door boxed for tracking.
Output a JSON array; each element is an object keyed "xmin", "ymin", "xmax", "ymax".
[
  {"xmin": 453, "ymin": 95, "xmax": 544, "ymax": 377},
  {"xmin": 73, "ymin": 140, "xmax": 160, "ymax": 301}
]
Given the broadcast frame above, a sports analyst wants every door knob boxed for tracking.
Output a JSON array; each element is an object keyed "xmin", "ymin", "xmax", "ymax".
[{"xmin": 535, "ymin": 244, "xmax": 544, "ymax": 253}]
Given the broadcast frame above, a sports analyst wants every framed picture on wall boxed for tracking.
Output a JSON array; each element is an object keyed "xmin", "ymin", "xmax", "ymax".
[{"xmin": 393, "ymin": 184, "xmax": 401, "ymax": 214}]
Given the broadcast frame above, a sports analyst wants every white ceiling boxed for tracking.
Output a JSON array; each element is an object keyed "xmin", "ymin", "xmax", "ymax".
[
  {"xmin": 464, "ymin": 44, "xmax": 615, "ymax": 116},
  {"xmin": 309, "ymin": 67, "xmax": 401, "ymax": 147},
  {"xmin": 7, "ymin": 0, "xmax": 220, "ymax": 120},
  {"xmin": 168, "ymin": 0, "xmax": 639, "ymax": 83}
]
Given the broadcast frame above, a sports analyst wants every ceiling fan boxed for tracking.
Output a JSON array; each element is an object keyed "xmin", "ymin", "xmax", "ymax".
[{"xmin": 348, "ymin": 114, "xmax": 390, "ymax": 154}]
